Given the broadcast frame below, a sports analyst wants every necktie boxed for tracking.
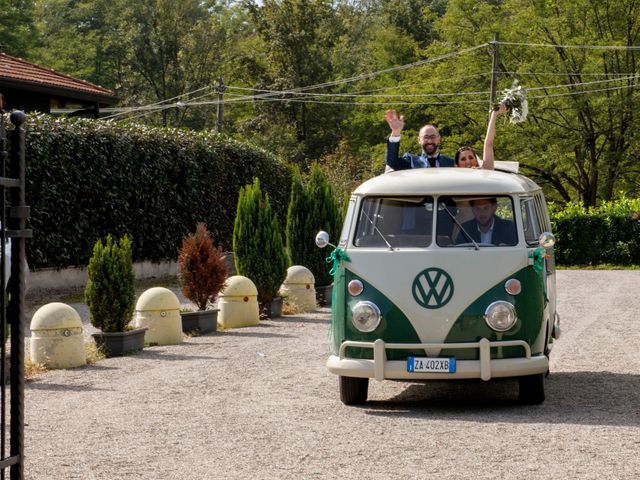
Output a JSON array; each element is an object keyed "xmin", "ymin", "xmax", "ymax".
[{"xmin": 428, "ymin": 156, "xmax": 437, "ymax": 168}]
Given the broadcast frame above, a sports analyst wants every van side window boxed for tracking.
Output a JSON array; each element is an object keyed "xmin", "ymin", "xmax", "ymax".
[
  {"xmin": 354, "ymin": 196, "xmax": 434, "ymax": 248},
  {"xmin": 520, "ymin": 196, "xmax": 542, "ymax": 245},
  {"xmin": 437, "ymin": 196, "xmax": 518, "ymax": 247},
  {"xmin": 534, "ymin": 193, "xmax": 551, "ymax": 231},
  {"xmin": 338, "ymin": 197, "xmax": 356, "ymax": 247}
]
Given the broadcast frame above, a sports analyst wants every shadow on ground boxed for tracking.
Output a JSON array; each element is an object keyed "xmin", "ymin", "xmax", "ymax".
[{"xmin": 362, "ymin": 371, "xmax": 640, "ymax": 427}]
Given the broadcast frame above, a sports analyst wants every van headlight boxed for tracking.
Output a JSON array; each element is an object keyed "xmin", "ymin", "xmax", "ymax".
[
  {"xmin": 484, "ymin": 301, "xmax": 517, "ymax": 332},
  {"xmin": 351, "ymin": 301, "xmax": 381, "ymax": 332}
]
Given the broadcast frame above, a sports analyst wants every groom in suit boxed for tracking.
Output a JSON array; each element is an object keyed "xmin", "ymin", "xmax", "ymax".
[
  {"xmin": 385, "ymin": 109, "xmax": 455, "ymax": 170},
  {"xmin": 455, "ymin": 198, "xmax": 517, "ymax": 246}
]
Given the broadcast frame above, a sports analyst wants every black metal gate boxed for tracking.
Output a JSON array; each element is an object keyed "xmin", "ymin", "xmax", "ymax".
[{"xmin": 0, "ymin": 95, "xmax": 30, "ymax": 479}]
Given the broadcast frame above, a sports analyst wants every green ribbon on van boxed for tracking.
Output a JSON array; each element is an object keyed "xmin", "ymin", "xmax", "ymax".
[
  {"xmin": 326, "ymin": 248, "xmax": 351, "ymax": 277},
  {"xmin": 528, "ymin": 246, "xmax": 548, "ymax": 302}
]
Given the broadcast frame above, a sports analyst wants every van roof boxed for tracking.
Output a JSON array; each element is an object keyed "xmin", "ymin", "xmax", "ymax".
[{"xmin": 354, "ymin": 169, "xmax": 541, "ymax": 196}]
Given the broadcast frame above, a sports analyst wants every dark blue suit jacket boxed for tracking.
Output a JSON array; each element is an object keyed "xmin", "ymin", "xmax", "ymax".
[
  {"xmin": 386, "ymin": 140, "xmax": 455, "ymax": 170},
  {"xmin": 455, "ymin": 216, "xmax": 517, "ymax": 246}
]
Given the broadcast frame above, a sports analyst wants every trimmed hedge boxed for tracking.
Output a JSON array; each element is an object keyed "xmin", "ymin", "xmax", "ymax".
[
  {"xmin": 22, "ymin": 115, "xmax": 292, "ymax": 269},
  {"xmin": 550, "ymin": 198, "xmax": 640, "ymax": 265}
]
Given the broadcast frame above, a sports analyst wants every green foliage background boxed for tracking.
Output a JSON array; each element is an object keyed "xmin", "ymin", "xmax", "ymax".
[
  {"xmin": 24, "ymin": 115, "xmax": 292, "ymax": 268},
  {"xmin": 550, "ymin": 198, "xmax": 640, "ymax": 266}
]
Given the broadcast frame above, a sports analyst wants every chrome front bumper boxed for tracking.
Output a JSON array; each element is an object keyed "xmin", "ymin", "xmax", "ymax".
[{"xmin": 327, "ymin": 338, "xmax": 548, "ymax": 381}]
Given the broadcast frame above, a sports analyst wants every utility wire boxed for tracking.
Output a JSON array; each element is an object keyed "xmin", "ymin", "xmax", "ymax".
[
  {"xmin": 99, "ymin": 42, "xmax": 639, "ymax": 119},
  {"xmin": 529, "ymin": 84, "xmax": 640, "ymax": 99},
  {"xmin": 181, "ymin": 75, "xmax": 637, "ymax": 107},
  {"xmin": 225, "ymin": 72, "xmax": 492, "ymax": 97},
  {"xmin": 221, "ymin": 43, "xmax": 489, "ymax": 105},
  {"xmin": 499, "ymin": 41, "xmax": 640, "ymax": 50},
  {"xmin": 221, "ymin": 87, "xmax": 490, "ymax": 99},
  {"xmin": 101, "ymin": 84, "xmax": 216, "ymax": 120},
  {"xmin": 505, "ymin": 71, "xmax": 640, "ymax": 77},
  {"xmin": 103, "ymin": 44, "xmax": 490, "ymax": 120},
  {"xmin": 103, "ymin": 74, "xmax": 639, "ymax": 118}
]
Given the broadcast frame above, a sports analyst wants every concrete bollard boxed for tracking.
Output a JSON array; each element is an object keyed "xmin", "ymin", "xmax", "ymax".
[
  {"xmin": 279, "ymin": 265, "xmax": 316, "ymax": 312},
  {"xmin": 30, "ymin": 303, "xmax": 86, "ymax": 369},
  {"xmin": 132, "ymin": 287, "xmax": 182, "ymax": 345},
  {"xmin": 217, "ymin": 276, "xmax": 259, "ymax": 328}
]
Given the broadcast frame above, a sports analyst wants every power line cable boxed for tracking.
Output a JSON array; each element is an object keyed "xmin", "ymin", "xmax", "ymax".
[
  {"xmin": 499, "ymin": 41, "xmax": 640, "ymax": 50},
  {"xmin": 505, "ymin": 71, "xmax": 639, "ymax": 77},
  {"xmin": 110, "ymin": 74, "xmax": 639, "ymax": 118},
  {"xmin": 221, "ymin": 87, "xmax": 490, "ymax": 99},
  {"xmin": 103, "ymin": 44, "xmax": 490, "ymax": 121},
  {"xmin": 181, "ymin": 75, "xmax": 636, "ymax": 107},
  {"xmin": 222, "ymin": 43, "xmax": 490, "ymax": 104},
  {"xmin": 525, "ymin": 74, "xmax": 639, "ymax": 92},
  {"xmin": 225, "ymin": 72, "xmax": 492, "ymax": 97},
  {"xmin": 529, "ymin": 84, "xmax": 640, "ymax": 99},
  {"xmin": 101, "ymin": 84, "xmax": 216, "ymax": 120}
]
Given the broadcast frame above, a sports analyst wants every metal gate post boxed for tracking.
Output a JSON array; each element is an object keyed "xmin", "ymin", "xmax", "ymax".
[{"xmin": 8, "ymin": 111, "xmax": 27, "ymax": 480}]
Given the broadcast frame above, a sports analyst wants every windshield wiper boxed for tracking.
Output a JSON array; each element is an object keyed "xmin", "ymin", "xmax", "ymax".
[
  {"xmin": 361, "ymin": 209, "xmax": 394, "ymax": 250},
  {"xmin": 440, "ymin": 203, "xmax": 479, "ymax": 251}
]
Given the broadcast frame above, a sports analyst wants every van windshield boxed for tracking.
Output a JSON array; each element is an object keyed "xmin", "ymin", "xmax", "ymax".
[
  {"xmin": 436, "ymin": 195, "xmax": 518, "ymax": 247},
  {"xmin": 353, "ymin": 197, "xmax": 434, "ymax": 248}
]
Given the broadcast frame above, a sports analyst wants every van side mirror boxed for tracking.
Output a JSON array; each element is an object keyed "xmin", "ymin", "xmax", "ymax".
[
  {"xmin": 315, "ymin": 231, "xmax": 332, "ymax": 248},
  {"xmin": 538, "ymin": 232, "xmax": 555, "ymax": 248}
]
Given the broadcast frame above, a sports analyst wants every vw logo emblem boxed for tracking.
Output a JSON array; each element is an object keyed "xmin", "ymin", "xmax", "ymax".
[{"xmin": 412, "ymin": 268, "xmax": 454, "ymax": 309}]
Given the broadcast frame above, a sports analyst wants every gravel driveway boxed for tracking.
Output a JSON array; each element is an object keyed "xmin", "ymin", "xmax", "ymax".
[{"xmin": 19, "ymin": 270, "xmax": 640, "ymax": 479}]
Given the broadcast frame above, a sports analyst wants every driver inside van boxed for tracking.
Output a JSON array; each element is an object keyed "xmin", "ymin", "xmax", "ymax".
[{"xmin": 454, "ymin": 197, "xmax": 517, "ymax": 246}]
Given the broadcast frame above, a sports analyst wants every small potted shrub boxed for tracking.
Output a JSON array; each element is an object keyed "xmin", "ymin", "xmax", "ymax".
[
  {"xmin": 177, "ymin": 223, "xmax": 227, "ymax": 333},
  {"xmin": 85, "ymin": 235, "xmax": 144, "ymax": 356}
]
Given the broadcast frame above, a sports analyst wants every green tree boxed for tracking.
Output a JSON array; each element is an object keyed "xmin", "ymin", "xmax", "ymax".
[
  {"xmin": 233, "ymin": 178, "xmax": 288, "ymax": 306},
  {"xmin": 32, "ymin": 0, "xmax": 126, "ymax": 89},
  {"xmin": 431, "ymin": 0, "xmax": 640, "ymax": 205},
  {"xmin": 242, "ymin": 0, "xmax": 345, "ymax": 161},
  {"xmin": 286, "ymin": 164, "xmax": 341, "ymax": 287},
  {"xmin": 285, "ymin": 167, "xmax": 307, "ymax": 263},
  {"xmin": 0, "ymin": 0, "xmax": 37, "ymax": 57}
]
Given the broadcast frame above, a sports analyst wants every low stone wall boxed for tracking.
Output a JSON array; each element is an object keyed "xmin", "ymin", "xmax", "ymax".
[
  {"xmin": 28, "ymin": 261, "xmax": 178, "ymax": 291},
  {"xmin": 27, "ymin": 252, "xmax": 235, "ymax": 292}
]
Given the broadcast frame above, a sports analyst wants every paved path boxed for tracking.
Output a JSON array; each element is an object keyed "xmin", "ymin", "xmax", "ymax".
[{"xmin": 19, "ymin": 271, "xmax": 640, "ymax": 479}]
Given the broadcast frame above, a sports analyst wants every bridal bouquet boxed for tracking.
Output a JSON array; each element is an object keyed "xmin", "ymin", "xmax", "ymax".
[{"xmin": 498, "ymin": 81, "xmax": 528, "ymax": 124}]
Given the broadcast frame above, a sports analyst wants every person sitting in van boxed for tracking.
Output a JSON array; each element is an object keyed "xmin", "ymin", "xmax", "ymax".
[
  {"xmin": 384, "ymin": 109, "xmax": 455, "ymax": 169},
  {"xmin": 454, "ymin": 197, "xmax": 517, "ymax": 246},
  {"xmin": 454, "ymin": 103, "xmax": 507, "ymax": 170}
]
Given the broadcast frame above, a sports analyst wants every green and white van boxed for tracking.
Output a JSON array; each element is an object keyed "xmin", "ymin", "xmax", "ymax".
[{"xmin": 316, "ymin": 168, "xmax": 560, "ymax": 405}]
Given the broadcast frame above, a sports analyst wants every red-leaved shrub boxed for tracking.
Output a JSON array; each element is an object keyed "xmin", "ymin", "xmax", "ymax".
[{"xmin": 178, "ymin": 223, "xmax": 227, "ymax": 310}]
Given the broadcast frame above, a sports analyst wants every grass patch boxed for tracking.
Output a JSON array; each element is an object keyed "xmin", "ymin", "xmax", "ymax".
[
  {"xmin": 25, "ymin": 356, "xmax": 48, "ymax": 381},
  {"xmin": 59, "ymin": 292, "xmax": 86, "ymax": 303},
  {"xmin": 136, "ymin": 275, "xmax": 180, "ymax": 289},
  {"xmin": 183, "ymin": 330, "xmax": 201, "ymax": 338},
  {"xmin": 85, "ymin": 340, "xmax": 107, "ymax": 364},
  {"xmin": 557, "ymin": 264, "xmax": 640, "ymax": 270},
  {"xmin": 281, "ymin": 301, "xmax": 311, "ymax": 315}
]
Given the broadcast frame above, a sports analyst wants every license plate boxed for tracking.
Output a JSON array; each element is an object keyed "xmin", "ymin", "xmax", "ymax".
[{"xmin": 407, "ymin": 356, "xmax": 456, "ymax": 373}]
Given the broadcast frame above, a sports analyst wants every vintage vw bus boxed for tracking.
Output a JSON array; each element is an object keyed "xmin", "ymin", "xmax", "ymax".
[{"xmin": 316, "ymin": 167, "xmax": 560, "ymax": 405}]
